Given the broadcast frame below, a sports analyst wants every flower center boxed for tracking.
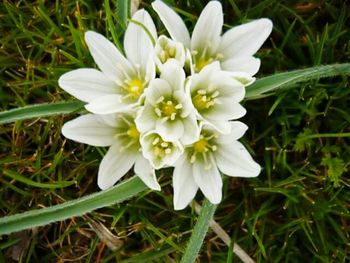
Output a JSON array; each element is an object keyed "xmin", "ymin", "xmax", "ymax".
[
  {"xmin": 192, "ymin": 89, "xmax": 220, "ymax": 112},
  {"xmin": 190, "ymin": 132, "xmax": 218, "ymax": 169},
  {"xmin": 126, "ymin": 125, "xmax": 140, "ymax": 140},
  {"xmin": 193, "ymin": 139, "xmax": 209, "ymax": 153},
  {"xmin": 126, "ymin": 79, "xmax": 144, "ymax": 100},
  {"xmin": 159, "ymin": 46, "xmax": 176, "ymax": 63},
  {"xmin": 155, "ymin": 97, "xmax": 183, "ymax": 121},
  {"xmin": 192, "ymin": 46, "xmax": 224, "ymax": 72},
  {"xmin": 152, "ymin": 136, "xmax": 173, "ymax": 159},
  {"xmin": 195, "ymin": 57, "xmax": 213, "ymax": 72},
  {"xmin": 158, "ymin": 37, "xmax": 177, "ymax": 63},
  {"xmin": 162, "ymin": 102, "xmax": 177, "ymax": 116},
  {"xmin": 114, "ymin": 115, "xmax": 141, "ymax": 152}
]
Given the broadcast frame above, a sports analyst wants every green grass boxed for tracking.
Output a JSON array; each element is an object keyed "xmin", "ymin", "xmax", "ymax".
[{"xmin": 0, "ymin": 0, "xmax": 349, "ymax": 262}]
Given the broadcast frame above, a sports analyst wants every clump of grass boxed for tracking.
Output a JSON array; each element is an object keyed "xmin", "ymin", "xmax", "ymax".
[{"xmin": 0, "ymin": 0, "xmax": 349, "ymax": 262}]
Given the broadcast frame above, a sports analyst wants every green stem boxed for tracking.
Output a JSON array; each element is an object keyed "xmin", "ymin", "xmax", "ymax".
[{"xmin": 180, "ymin": 200, "xmax": 217, "ymax": 263}]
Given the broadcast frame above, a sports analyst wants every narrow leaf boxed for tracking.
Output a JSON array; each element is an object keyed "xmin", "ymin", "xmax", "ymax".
[
  {"xmin": 3, "ymin": 169, "xmax": 75, "ymax": 189},
  {"xmin": 246, "ymin": 63, "xmax": 350, "ymax": 99},
  {"xmin": 0, "ymin": 176, "xmax": 147, "ymax": 235},
  {"xmin": 115, "ymin": 0, "xmax": 130, "ymax": 35},
  {"xmin": 180, "ymin": 200, "xmax": 217, "ymax": 263},
  {"xmin": 104, "ymin": 0, "xmax": 123, "ymax": 50},
  {"xmin": 0, "ymin": 100, "xmax": 84, "ymax": 125}
]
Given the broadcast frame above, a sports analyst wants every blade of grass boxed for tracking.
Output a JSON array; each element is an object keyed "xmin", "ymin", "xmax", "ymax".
[
  {"xmin": 245, "ymin": 63, "xmax": 350, "ymax": 99},
  {"xmin": 104, "ymin": 0, "xmax": 124, "ymax": 50},
  {"xmin": 3, "ymin": 169, "xmax": 75, "ymax": 189},
  {"xmin": 180, "ymin": 200, "xmax": 217, "ymax": 263},
  {"xmin": 115, "ymin": 0, "xmax": 130, "ymax": 41},
  {"xmin": 0, "ymin": 176, "xmax": 147, "ymax": 235},
  {"xmin": 0, "ymin": 100, "xmax": 84, "ymax": 124}
]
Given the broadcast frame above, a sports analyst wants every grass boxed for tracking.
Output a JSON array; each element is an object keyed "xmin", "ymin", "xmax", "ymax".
[{"xmin": 0, "ymin": 0, "xmax": 349, "ymax": 262}]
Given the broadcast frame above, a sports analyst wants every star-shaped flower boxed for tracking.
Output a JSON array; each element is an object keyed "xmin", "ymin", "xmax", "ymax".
[
  {"xmin": 152, "ymin": 0, "xmax": 272, "ymax": 76},
  {"xmin": 59, "ymin": 9, "xmax": 157, "ymax": 114},
  {"xmin": 187, "ymin": 62, "xmax": 246, "ymax": 134},
  {"xmin": 62, "ymin": 113, "xmax": 161, "ymax": 191},
  {"xmin": 172, "ymin": 122, "xmax": 261, "ymax": 210},
  {"xmin": 140, "ymin": 131, "xmax": 184, "ymax": 169},
  {"xmin": 136, "ymin": 60, "xmax": 199, "ymax": 145}
]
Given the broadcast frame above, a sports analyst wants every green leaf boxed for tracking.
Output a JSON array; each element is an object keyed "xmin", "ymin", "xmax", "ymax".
[
  {"xmin": 180, "ymin": 200, "xmax": 217, "ymax": 263},
  {"xmin": 115, "ymin": 0, "xmax": 130, "ymax": 36},
  {"xmin": 3, "ymin": 169, "xmax": 75, "ymax": 189},
  {"xmin": 0, "ymin": 176, "xmax": 147, "ymax": 235},
  {"xmin": 245, "ymin": 63, "xmax": 350, "ymax": 99},
  {"xmin": 0, "ymin": 100, "xmax": 84, "ymax": 125}
]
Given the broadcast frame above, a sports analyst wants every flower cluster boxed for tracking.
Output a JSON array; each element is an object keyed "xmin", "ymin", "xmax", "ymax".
[{"xmin": 59, "ymin": 0, "xmax": 272, "ymax": 210}]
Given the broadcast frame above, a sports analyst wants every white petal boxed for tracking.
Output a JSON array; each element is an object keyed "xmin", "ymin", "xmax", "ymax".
[
  {"xmin": 219, "ymin": 18, "xmax": 273, "ymax": 59},
  {"xmin": 221, "ymin": 56, "xmax": 261, "ymax": 76},
  {"xmin": 58, "ymin": 69, "xmax": 118, "ymax": 103},
  {"xmin": 173, "ymin": 156, "xmax": 198, "ymax": 210},
  {"xmin": 152, "ymin": 0, "xmax": 191, "ymax": 48},
  {"xmin": 181, "ymin": 113, "xmax": 200, "ymax": 145},
  {"xmin": 135, "ymin": 103, "xmax": 157, "ymax": 133},
  {"xmin": 145, "ymin": 55, "xmax": 156, "ymax": 83},
  {"xmin": 62, "ymin": 114, "xmax": 115, "ymax": 147},
  {"xmin": 209, "ymin": 73, "xmax": 245, "ymax": 102},
  {"xmin": 98, "ymin": 113, "xmax": 120, "ymax": 128},
  {"xmin": 85, "ymin": 94, "xmax": 135, "ymax": 114},
  {"xmin": 190, "ymin": 62, "xmax": 221, "ymax": 93},
  {"xmin": 160, "ymin": 60, "xmax": 185, "ymax": 91},
  {"xmin": 216, "ymin": 141, "xmax": 261, "ymax": 178},
  {"xmin": 205, "ymin": 100, "xmax": 246, "ymax": 121},
  {"xmin": 134, "ymin": 155, "xmax": 160, "ymax": 190},
  {"xmin": 229, "ymin": 72, "xmax": 256, "ymax": 86},
  {"xmin": 98, "ymin": 142, "xmax": 137, "ymax": 190},
  {"xmin": 145, "ymin": 79, "xmax": 173, "ymax": 105},
  {"xmin": 217, "ymin": 121, "xmax": 248, "ymax": 143},
  {"xmin": 124, "ymin": 10, "xmax": 157, "ymax": 69},
  {"xmin": 85, "ymin": 31, "xmax": 132, "ymax": 81},
  {"xmin": 156, "ymin": 119, "xmax": 184, "ymax": 141},
  {"xmin": 192, "ymin": 157, "xmax": 222, "ymax": 204},
  {"xmin": 191, "ymin": 1, "xmax": 223, "ymax": 53},
  {"xmin": 203, "ymin": 119, "xmax": 231, "ymax": 134}
]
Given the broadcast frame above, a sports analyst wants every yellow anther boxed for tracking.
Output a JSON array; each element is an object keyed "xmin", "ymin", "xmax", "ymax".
[{"xmin": 168, "ymin": 47, "xmax": 176, "ymax": 57}]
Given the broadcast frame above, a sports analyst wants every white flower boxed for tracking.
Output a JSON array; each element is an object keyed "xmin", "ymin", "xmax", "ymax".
[
  {"xmin": 136, "ymin": 60, "xmax": 199, "ymax": 144},
  {"xmin": 172, "ymin": 122, "xmax": 261, "ymax": 210},
  {"xmin": 152, "ymin": 0, "xmax": 272, "ymax": 75},
  {"xmin": 140, "ymin": 131, "xmax": 183, "ymax": 169},
  {"xmin": 154, "ymin": 35, "xmax": 187, "ymax": 70},
  {"xmin": 61, "ymin": 113, "xmax": 161, "ymax": 191},
  {"xmin": 187, "ymin": 62, "xmax": 246, "ymax": 134},
  {"xmin": 58, "ymin": 9, "xmax": 157, "ymax": 114}
]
